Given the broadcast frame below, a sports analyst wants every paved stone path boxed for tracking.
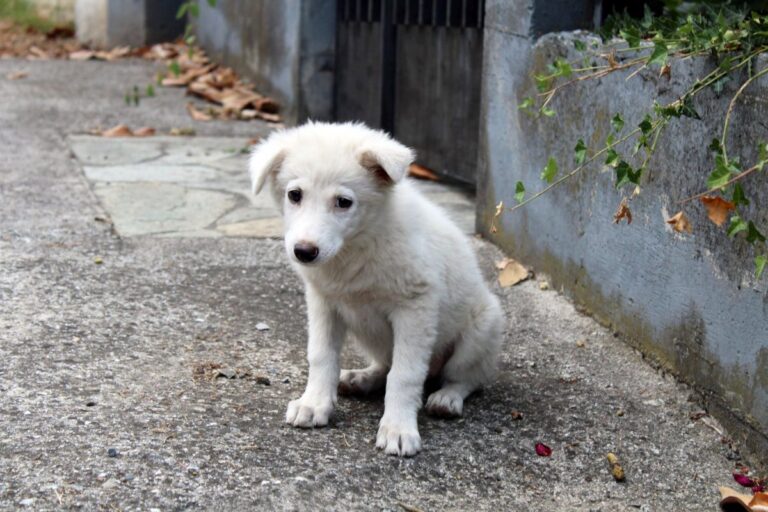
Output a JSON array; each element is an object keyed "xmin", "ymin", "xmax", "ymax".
[
  {"xmin": 69, "ymin": 135, "xmax": 475, "ymax": 239},
  {"xmin": 0, "ymin": 58, "xmax": 744, "ymax": 511}
]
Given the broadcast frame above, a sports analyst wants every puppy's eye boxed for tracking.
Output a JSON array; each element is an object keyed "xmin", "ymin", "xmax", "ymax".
[
  {"xmin": 335, "ymin": 196, "xmax": 354, "ymax": 209},
  {"xmin": 287, "ymin": 189, "xmax": 302, "ymax": 204}
]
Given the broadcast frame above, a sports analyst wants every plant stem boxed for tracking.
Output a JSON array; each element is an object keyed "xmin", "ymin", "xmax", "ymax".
[
  {"xmin": 679, "ymin": 163, "xmax": 763, "ymax": 204},
  {"xmin": 505, "ymin": 127, "xmax": 643, "ymax": 213},
  {"xmin": 721, "ymin": 64, "xmax": 768, "ymax": 163}
]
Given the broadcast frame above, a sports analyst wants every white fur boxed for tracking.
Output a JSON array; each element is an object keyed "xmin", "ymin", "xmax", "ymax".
[{"xmin": 250, "ymin": 122, "xmax": 504, "ymax": 457}]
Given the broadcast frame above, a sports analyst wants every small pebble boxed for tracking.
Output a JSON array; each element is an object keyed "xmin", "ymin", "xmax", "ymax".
[
  {"xmin": 107, "ymin": 448, "xmax": 118, "ymax": 458},
  {"xmin": 19, "ymin": 498, "xmax": 35, "ymax": 507},
  {"xmin": 93, "ymin": 256, "xmax": 103, "ymax": 264},
  {"xmin": 101, "ymin": 478, "xmax": 119, "ymax": 489},
  {"xmin": 255, "ymin": 322, "xmax": 269, "ymax": 331},
  {"xmin": 86, "ymin": 401, "xmax": 97, "ymax": 407},
  {"xmin": 576, "ymin": 339, "xmax": 586, "ymax": 348},
  {"xmin": 282, "ymin": 377, "xmax": 290, "ymax": 384},
  {"xmin": 256, "ymin": 376, "xmax": 271, "ymax": 386},
  {"xmin": 187, "ymin": 465, "xmax": 200, "ymax": 477},
  {"xmin": 539, "ymin": 280, "xmax": 550, "ymax": 290}
]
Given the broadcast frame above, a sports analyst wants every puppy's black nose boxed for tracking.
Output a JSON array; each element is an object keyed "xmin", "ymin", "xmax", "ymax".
[{"xmin": 294, "ymin": 242, "xmax": 319, "ymax": 263}]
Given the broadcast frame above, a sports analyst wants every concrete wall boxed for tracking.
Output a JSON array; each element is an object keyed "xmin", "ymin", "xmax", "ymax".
[
  {"xmin": 479, "ymin": 1, "xmax": 768, "ymax": 460},
  {"xmin": 75, "ymin": 0, "xmax": 184, "ymax": 48},
  {"xmin": 196, "ymin": 0, "xmax": 336, "ymax": 124}
]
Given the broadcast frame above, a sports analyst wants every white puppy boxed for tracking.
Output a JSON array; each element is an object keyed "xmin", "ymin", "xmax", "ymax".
[{"xmin": 249, "ymin": 122, "xmax": 504, "ymax": 457}]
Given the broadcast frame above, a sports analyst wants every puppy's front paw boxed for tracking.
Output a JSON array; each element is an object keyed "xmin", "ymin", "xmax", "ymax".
[
  {"xmin": 375, "ymin": 417, "xmax": 421, "ymax": 457},
  {"xmin": 285, "ymin": 395, "xmax": 334, "ymax": 428}
]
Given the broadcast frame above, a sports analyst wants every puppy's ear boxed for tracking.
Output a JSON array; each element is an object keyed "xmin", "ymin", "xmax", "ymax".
[
  {"xmin": 359, "ymin": 136, "xmax": 415, "ymax": 184},
  {"xmin": 249, "ymin": 135, "xmax": 287, "ymax": 194}
]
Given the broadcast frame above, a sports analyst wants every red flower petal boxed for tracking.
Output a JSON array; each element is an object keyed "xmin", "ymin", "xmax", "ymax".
[
  {"xmin": 535, "ymin": 442, "xmax": 552, "ymax": 457},
  {"xmin": 734, "ymin": 473, "xmax": 756, "ymax": 487},
  {"xmin": 752, "ymin": 485, "xmax": 765, "ymax": 494}
]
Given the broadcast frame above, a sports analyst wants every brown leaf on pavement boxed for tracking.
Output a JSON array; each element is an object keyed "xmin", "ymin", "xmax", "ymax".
[
  {"xmin": 6, "ymin": 71, "xmax": 28, "ymax": 80},
  {"xmin": 101, "ymin": 124, "xmax": 134, "ymax": 137},
  {"xmin": 408, "ymin": 163, "xmax": 439, "ymax": 181},
  {"xmin": 497, "ymin": 258, "xmax": 531, "ymax": 287},
  {"xmin": 69, "ymin": 50, "xmax": 96, "ymax": 61},
  {"xmin": 28, "ymin": 46, "xmax": 50, "ymax": 59},
  {"xmin": 700, "ymin": 195, "xmax": 735, "ymax": 227},
  {"xmin": 186, "ymin": 102, "xmax": 213, "ymax": 121},
  {"xmin": 188, "ymin": 81, "xmax": 225, "ymax": 103},
  {"xmin": 133, "ymin": 127, "xmax": 156, "ymax": 137},
  {"xmin": 667, "ymin": 211, "xmax": 693, "ymax": 233},
  {"xmin": 162, "ymin": 64, "xmax": 213, "ymax": 87},
  {"xmin": 659, "ymin": 63, "xmax": 671, "ymax": 80},
  {"xmin": 613, "ymin": 198, "xmax": 632, "ymax": 225}
]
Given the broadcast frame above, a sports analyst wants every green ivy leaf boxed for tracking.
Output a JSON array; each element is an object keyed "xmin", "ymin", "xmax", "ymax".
[
  {"xmin": 605, "ymin": 148, "xmax": 619, "ymax": 167},
  {"xmin": 648, "ymin": 41, "xmax": 668, "ymax": 66},
  {"xmin": 732, "ymin": 183, "xmax": 749, "ymax": 206},
  {"xmin": 207, "ymin": 0, "xmax": 217, "ymax": 6},
  {"xmin": 146, "ymin": 84, "xmax": 155, "ymax": 97},
  {"xmin": 535, "ymin": 75, "xmax": 552, "ymax": 92},
  {"xmin": 758, "ymin": 141, "xmax": 768, "ymax": 170},
  {"xmin": 615, "ymin": 161, "xmax": 641, "ymax": 188},
  {"xmin": 176, "ymin": 3, "xmax": 189, "ymax": 19},
  {"xmin": 574, "ymin": 40, "xmax": 586, "ymax": 51},
  {"xmin": 727, "ymin": 215, "xmax": 748, "ymax": 237},
  {"xmin": 552, "ymin": 58, "xmax": 573, "ymax": 78},
  {"xmin": 540, "ymin": 106, "xmax": 556, "ymax": 117},
  {"xmin": 515, "ymin": 181, "xmax": 526, "ymax": 203},
  {"xmin": 747, "ymin": 221, "xmax": 766, "ymax": 244},
  {"xmin": 756, "ymin": 255, "xmax": 767, "ymax": 280},
  {"xmin": 518, "ymin": 97, "xmax": 534, "ymax": 111},
  {"xmin": 574, "ymin": 139, "xmax": 587, "ymax": 165},
  {"xmin": 638, "ymin": 115, "xmax": 653, "ymax": 135},
  {"xmin": 611, "ymin": 113, "xmax": 624, "ymax": 132},
  {"xmin": 708, "ymin": 138, "xmax": 723, "ymax": 154},
  {"xmin": 168, "ymin": 60, "xmax": 181, "ymax": 77},
  {"xmin": 541, "ymin": 157, "xmax": 559, "ymax": 184},
  {"xmin": 708, "ymin": 155, "xmax": 734, "ymax": 190},
  {"xmin": 620, "ymin": 27, "xmax": 641, "ymax": 48}
]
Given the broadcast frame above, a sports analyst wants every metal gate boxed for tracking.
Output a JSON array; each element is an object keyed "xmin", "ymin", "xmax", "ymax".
[{"xmin": 335, "ymin": 0, "xmax": 485, "ymax": 185}]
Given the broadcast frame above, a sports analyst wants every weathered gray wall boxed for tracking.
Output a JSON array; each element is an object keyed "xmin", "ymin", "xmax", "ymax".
[
  {"xmin": 196, "ymin": 0, "xmax": 336, "ymax": 124},
  {"xmin": 479, "ymin": 1, "xmax": 768, "ymax": 460},
  {"xmin": 75, "ymin": 0, "xmax": 184, "ymax": 48}
]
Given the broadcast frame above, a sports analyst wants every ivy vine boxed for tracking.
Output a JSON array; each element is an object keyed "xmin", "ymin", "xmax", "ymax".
[{"xmin": 502, "ymin": 1, "xmax": 768, "ymax": 280}]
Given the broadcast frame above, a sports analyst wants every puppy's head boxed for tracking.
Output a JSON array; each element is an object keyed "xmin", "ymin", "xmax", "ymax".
[{"xmin": 249, "ymin": 122, "xmax": 414, "ymax": 265}]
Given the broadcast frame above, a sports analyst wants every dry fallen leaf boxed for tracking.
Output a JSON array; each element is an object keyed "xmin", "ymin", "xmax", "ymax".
[
  {"xmin": 659, "ymin": 63, "xmax": 671, "ymax": 79},
  {"xmin": 69, "ymin": 50, "xmax": 95, "ymax": 61},
  {"xmin": 408, "ymin": 163, "xmax": 439, "ymax": 181},
  {"xmin": 510, "ymin": 410, "xmax": 523, "ymax": 420},
  {"xmin": 667, "ymin": 211, "xmax": 693, "ymax": 233},
  {"xmin": 6, "ymin": 70, "xmax": 28, "ymax": 80},
  {"xmin": 576, "ymin": 339, "xmax": 586, "ymax": 348},
  {"xmin": 498, "ymin": 258, "xmax": 530, "ymax": 287},
  {"xmin": 102, "ymin": 124, "xmax": 133, "ymax": 137},
  {"xmin": 701, "ymin": 195, "xmax": 735, "ymax": 227},
  {"xmin": 606, "ymin": 49, "xmax": 618, "ymax": 69},
  {"xmin": 133, "ymin": 127, "xmax": 156, "ymax": 137},
  {"xmin": 186, "ymin": 102, "xmax": 212, "ymax": 121},
  {"xmin": 606, "ymin": 452, "xmax": 626, "ymax": 482},
  {"xmin": 613, "ymin": 198, "xmax": 632, "ymax": 225},
  {"xmin": 495, "ymin": 201, "xmax": 504, "ymax": 218},
  {"xmin": 720, "ymin": 486, "xmax": 768, "ymax": 512},
  {"xmin": 169, "ymin": 127, "xmax": 197, "ymax": 136}
]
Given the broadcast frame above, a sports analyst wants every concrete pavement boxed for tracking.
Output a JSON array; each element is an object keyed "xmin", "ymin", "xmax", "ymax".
[{"xmin": 0, "ymin": 58, "xmax": 743, "ymax": 511}]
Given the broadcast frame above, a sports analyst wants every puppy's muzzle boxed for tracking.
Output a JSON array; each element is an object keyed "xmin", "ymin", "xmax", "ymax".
[{"xmin": 294, "ymin": 242, "xmax": 320, "ymax": 263}]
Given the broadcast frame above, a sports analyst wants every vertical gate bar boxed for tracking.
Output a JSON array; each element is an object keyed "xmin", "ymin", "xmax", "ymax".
[
  {"xmin": 380, "ymin": 0, "xmax": 396, "ymax": 133},
  {"xmin": 368, "ymin": 0, "xmax": 373, "ymax": 22},
  {"xmin": 446, "ymin": 0, "xmax": 451, "ymax": 27},
  {"xmin": 478, "ymin": 0, "xmax": 484, "ymax": 28},
  {"xmin": 418, "ymin": 0, "xmax": 423, "ymax": 25},
  {"xmin": 462, "ymin": 0, "xmax": 467, "ymax": 28}
]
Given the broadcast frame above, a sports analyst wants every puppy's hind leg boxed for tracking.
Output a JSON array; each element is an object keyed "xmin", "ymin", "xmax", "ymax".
[
  {"xmin": 338, "ymin": 363, "xmax": 387, "ymax": 396},
  {"xmin": 426, "ymin": 296, "xmax": 504, "ymax": 418}
]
